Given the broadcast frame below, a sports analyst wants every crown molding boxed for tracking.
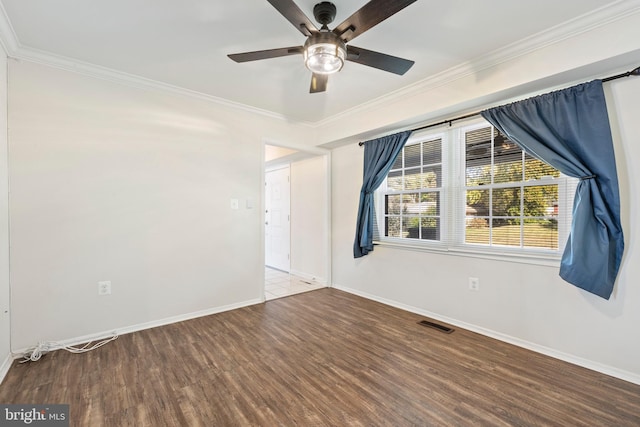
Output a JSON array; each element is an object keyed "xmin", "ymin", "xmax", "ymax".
[
  {"xmin": 0, "ymin": 1, "xmax": 18, "ymax": 54},
  {"xmin": 0, "ymin": 2, "xmax": 315, "ymax": 126},
  {"xmin": 0, "ymin": 0, "xmax": 638, "ymax": 128},
  {"xmin": 312, "ymin": 0, "xmax": 640, "ymax": 128},
  {"xmin": 16, "ymin": 45, "xmax": 308, "ymax": 123}
]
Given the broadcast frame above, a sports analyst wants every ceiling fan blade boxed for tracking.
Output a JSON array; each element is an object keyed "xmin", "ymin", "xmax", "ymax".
[
  {"xmin": 266, "ymin": 0, "xmax": 318, "ymax": 36},
  {"xmin": 346, "ymin": 45, "xmax": 414, "ymax": 75},
  {"xmin": 310, "ymin": 73, "xmax": 328, "ymax": 93},
  {"xmin": 228, "ymin": 46, "xmax": 303, "ymax": 63},
  {"xmin": 333, "ymin": 0, "xmax": 417, "ymax": 43}
]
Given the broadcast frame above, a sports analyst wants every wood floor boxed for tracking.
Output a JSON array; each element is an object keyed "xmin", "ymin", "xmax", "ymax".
[{"xmin": 1, "ymin": 288, "xmax": 639, "ymax": 426}]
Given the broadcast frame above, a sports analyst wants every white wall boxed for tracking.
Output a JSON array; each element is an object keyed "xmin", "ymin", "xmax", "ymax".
[
  {"xmin": 7, "ymin": 59, "xmax": 308, "ymax": 351},
  {"xmin": 0, "ymin": 46, "xmax": 11, "ymax": 373},
  {"xmin": 331, "ymin": 75, "xmax": 640, "ymax": 383},
  {"xmin": 290, "ymin": 155, "xmax": 329, "ymax": 284}
]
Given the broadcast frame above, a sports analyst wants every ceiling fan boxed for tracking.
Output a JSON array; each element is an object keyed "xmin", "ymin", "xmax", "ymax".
[{"xmin": 228, "ymin": 0, "xmax": 418, "ymax": 93}]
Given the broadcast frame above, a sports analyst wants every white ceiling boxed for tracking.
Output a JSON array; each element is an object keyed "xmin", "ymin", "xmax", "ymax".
[{"xmin": 0, "ymin": 0, "xmax": 626, "ymax": 123}]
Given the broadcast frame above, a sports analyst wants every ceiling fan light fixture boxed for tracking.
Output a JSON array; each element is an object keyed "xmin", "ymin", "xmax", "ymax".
[
  {"xmin": 304, "ymin": 43, "xmax": 345, "ymax": 74},
  {"xmin": 303, "ymin": 32, "xmax": 346, "ymax": 75}
]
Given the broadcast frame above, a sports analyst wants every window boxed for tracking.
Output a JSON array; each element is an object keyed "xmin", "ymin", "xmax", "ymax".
[
  {"xmin": 382, "ymin": 135, "xmax": 443, "ymax": 241},
  {"xmin": 376, "ymin": 120, "xmax": 576, "ymax": 261}
]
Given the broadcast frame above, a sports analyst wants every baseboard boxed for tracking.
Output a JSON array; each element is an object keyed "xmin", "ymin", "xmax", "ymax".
[
  {"xmin": 0, "ymin": 352, "xmax": 13, "ymax": 384},
  {"xmin": 290, "ymin": 269, "xmax": 327, "ymax": 286},
  {"xmin": 333, "ymin": 284, "xmax": 640, "ymax": 386},
  {"xmin": 12, "ymin": 297, "xmax": 263, "ymax": 358}
]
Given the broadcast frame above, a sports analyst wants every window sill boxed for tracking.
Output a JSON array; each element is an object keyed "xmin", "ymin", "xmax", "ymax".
[{"xmin": 373, "ymin": 240, "xmax": 562, "ymax": 267}]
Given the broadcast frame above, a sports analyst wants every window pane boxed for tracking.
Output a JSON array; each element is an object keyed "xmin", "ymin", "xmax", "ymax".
[
  {"xmin": 421, "ymin": 217, "xmax": 440, "ymax": 240},
  {"xmin": 420, "ymin": 192, "xmax": 440, "ymax": 215},
  {"xmin": 465, "ymin": 217, "xmax": 490, "ymax": 244},
  {"xmin": 466, "ymin": 189, "xmax": 489, "ymax": 217},
  {"xmin": 466, "ymin": 161, "xmax": 491, "ymax": 186},
  {"xmin": 523, "ymin": 219, "xmax": 558, "ymax": 249},
  {"xmin": 404, "ymin": 168, "xmax": 422, "ymax": 190},
  {"xmin": 492, "ymin": 187, "xmax": 521, "ymax": 217},
  {"xmin": 387, "ymin": 170, "xmax": 402, "ymax": 190},
  {"xmin": 402, "ymin": 193, "xmax": 420, "ymax": 214},
  {"xmin": 465, "ymin": 127, "xmax": 492, "ymax": 187},
  {"xmin": 524, "ymin": 154, "xmax": 560, "ymax": 180},
  {"xmin": 385, "ymin": 194, "xmax": 401, "ymax": 215},
  {"xmin": 493, "ymin": 138, "xmax": 523, "ymax": 184},
  {"xmin": 492, "ymin": 218, "xmax": 521, "ymax": 247},
  {"xmin": 465, "ymin": 126, "xmax": 491, "ymax": 145},
  {"xmin": 422, "ymin": 165, "xmax": 441, "ymax": 188},
  {"xmin": 493, "ymin": 131, "xmax": 523, "ymax": 184},
  {"xmin": 403, "ymin": 216, "xmax": 420, "ymax": 239},
  {"xmin": 523, "ymin": 185, "xmax": 558, "ymax": 218},
  {"xmin": 423, "ymin": 138, "xmax": 441, "ymax": 165},
  {"xmin": 386, "ymin": 216, "xmax": 401, "ymax": 237},
  {"xmin": 404, "ymin": 143, "xmax": 421, "ymax": 168}
]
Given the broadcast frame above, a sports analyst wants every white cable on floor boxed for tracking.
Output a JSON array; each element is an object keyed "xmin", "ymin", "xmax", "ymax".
[{"xmin": 20, "ymin": 334, "xmax": 119, "ymax": 363}]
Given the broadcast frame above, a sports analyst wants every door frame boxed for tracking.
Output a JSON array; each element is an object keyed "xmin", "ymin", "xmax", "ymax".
[{"xmin": 261, "ymin": 139, "xmax": 331, "ymax": 301}]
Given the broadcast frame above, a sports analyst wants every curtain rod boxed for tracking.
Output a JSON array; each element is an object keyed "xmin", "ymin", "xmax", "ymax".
[{"xmin": 358, "ymin": 66, "xmax": 640, "ymax": 146}]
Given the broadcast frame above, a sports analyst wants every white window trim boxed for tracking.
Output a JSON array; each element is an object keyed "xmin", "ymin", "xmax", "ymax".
[{"xmin": 374, "ymin": 118, "xmax": 575, "ymax": 267}]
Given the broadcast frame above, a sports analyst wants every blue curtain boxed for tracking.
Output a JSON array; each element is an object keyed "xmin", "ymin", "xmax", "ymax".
[
  {"xmin": 481, "ymin": 80, "xmax": 623, "ymax": 299},
  {"xmin": 354, "ymin": 131, "xmax": 412, "ymax": 258}
]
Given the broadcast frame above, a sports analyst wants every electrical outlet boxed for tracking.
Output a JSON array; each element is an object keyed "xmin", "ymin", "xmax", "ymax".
[
  {"xmin": 98, "ymin": 280, "xmax": 111, "ymax": 296},
  {"xmin": 468, "ymin": 277, "xmax": 480, "ymax": 291}
]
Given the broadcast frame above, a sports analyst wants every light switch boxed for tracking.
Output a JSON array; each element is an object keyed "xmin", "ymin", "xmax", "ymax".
[
  {"xmin": 230, "ymin": 199, "xmax": 239, "ymax": 210},
  {"xmin": 246, "ymin": 198, "xmax": 255, "ymax": 209}
]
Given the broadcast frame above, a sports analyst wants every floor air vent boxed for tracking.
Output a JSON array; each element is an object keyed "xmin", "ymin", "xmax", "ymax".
[{"xmin": 418, "ymin": 320, "xmax": 454, "ymax": 334}]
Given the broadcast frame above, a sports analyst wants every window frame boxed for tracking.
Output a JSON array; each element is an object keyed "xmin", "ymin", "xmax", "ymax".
[
  {"xmin": 374, "ymin": 118, "xmax": 576, "ymax": 265},
  {"xmin": 375, "ymin": 130, "xmax": 448, "ymax": 251}
]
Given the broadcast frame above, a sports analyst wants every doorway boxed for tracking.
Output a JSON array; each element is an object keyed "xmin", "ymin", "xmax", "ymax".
[
  {"xmin": 264, "ymin": 165, "xmax": 290, "ymax": 272},
  {"xmin": 263, "ymin": 142, "xmax": 331, "ymax": 301}
]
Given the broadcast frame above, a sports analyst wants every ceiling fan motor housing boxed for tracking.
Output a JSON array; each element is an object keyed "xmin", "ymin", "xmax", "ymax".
[{"xmin": 313, "ymin": 2, "xmax": 337, "ymax": 26}]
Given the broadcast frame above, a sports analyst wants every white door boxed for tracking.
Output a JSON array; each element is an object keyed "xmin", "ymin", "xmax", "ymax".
[{"xmin": 265, "ymin": 166, "xmax": 290, "ymax": 272}]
